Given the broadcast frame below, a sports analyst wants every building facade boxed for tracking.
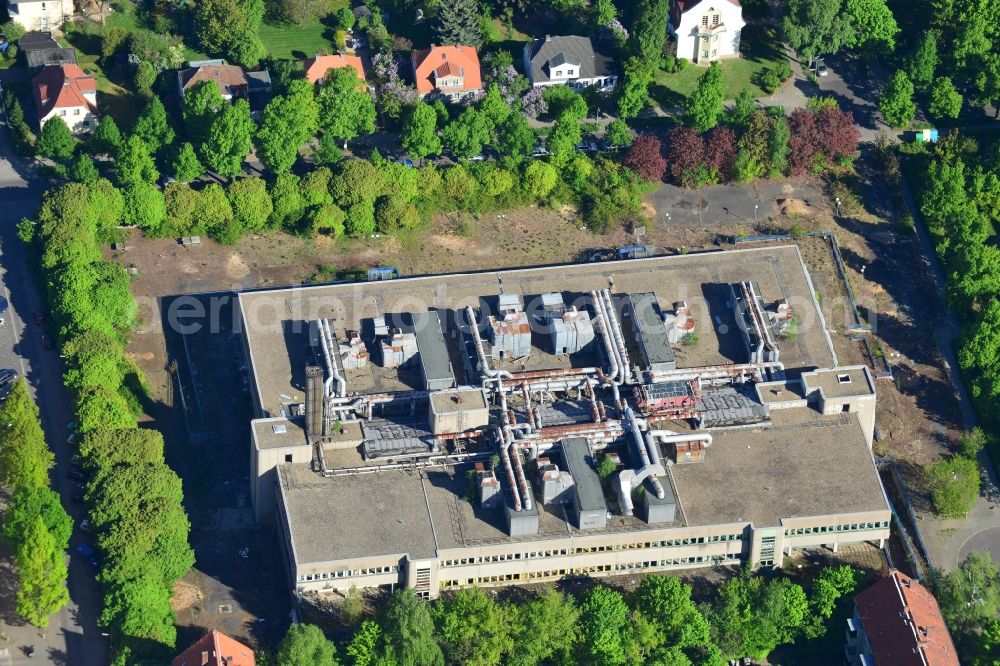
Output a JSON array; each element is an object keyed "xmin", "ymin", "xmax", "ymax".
[
  {"xmin": 6, "ymin": 0, "xmax": 73, "ymax": 31},
  {"xmin": 32, "ymin": 63, "xmax": 98, "ymax": 133},
  {"xmin": 668, "ymin": 0, "xmax": 745, "ymax": 65},
  {"xmin": 411, "ymin": 44, "xmax": 482, "ymax": 102}
]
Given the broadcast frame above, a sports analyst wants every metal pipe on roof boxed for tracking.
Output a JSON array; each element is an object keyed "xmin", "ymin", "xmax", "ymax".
[
  {"xmin": 648, "ymin": 430, "xmax": 714, "ymax": 448},
  {"xmin": 601, "ymin": 289, "xmax": 633, "ymax": 384},
  {"xmin": 317, "ymin": 319, "xmax": 335, "ymax": 399},
  {"xmin": 498, "ymin": 378, "xmax": 532, "ymax": 511},
  {"xmin": 320, "ymin": 318, "xmax": 346, "ymax": 398},
  {"xmin": 626, "ymin": 407, "xmax": 665, "ymax": 500},
  {"xmin": 466, "ymin": 305, "xmax": 512, "ymax": 384},
  {"xmin": 648, "ymin": 361, "xmax": 784, "ymax": 383},
  {"xmin": 591, "ymin": 291, "xmax": 622, "ymax": 385},
  {"xmin": 496, "ymin": 426, "xmax": 521, "ymax": 512}
]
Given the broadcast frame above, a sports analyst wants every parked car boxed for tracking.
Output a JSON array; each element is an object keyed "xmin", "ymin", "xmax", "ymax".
[
  {"xmin": 75, "ymin": 542, "xmax": 99, "ymax": 568},
  {"xmin": 531, "ymin": 145, "xmax": 549, "ymax": 158},
  {"xmin": 0, "ymin": 369, "xmax": 17, "ymax": 385},
  {"xmin": 813, "ymin": 58, "xmax": 828, "ymax": 77},
  {"xmin": 32, "ymin": 311, "xmax": 44, "ymax": 326},
  {"xmin": 40, "ymin": 332, "xmax": 54, "ymax": 350},
  {"xmin": 395, "ymin": 158, "xmax": 415, "ymax": 167},
  {"xmin": 464, "ymin": 153, "xmax": 486, "ymax": 162},
  {"xmin": 575, "ymin": 140, "xmax": 599, "ymax": 153},
  {"xmin": 80, "ymin": 518, "xmax": 91, "ymax": 532},
  {"xmin": 68, "ymin": 468, "xmax": 86, "ymax": 482}
]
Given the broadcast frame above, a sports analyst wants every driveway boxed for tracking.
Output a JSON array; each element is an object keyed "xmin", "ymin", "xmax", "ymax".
[
  {"xmin": 0, "ymin": 123, "xmax": 108, "ymax": 664},
  {"xmin": 813, "ymin": 53, "xmax": 892, "ymax": 142}
]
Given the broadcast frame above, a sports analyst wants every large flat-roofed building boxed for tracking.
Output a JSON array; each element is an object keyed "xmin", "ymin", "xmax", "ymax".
[{"xmin": 238, "ymin": 246, "xmax": 891, "ymax": 599}]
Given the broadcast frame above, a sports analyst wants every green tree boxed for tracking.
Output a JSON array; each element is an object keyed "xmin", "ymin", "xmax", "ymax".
[
  {"xmin": 330, "ymin": 159, "xmax": 387, "ymax": 208},
  {"xmin": 929, "ymin": 76, "xmax": 963, "ymax": 118},
  {"xmin": 960, "ymin": 428, "xmax": 988, "ymax": 459},
  {"xmin": 728, "ymin": 90, "xmax": 757, "ymax": 128},
  {"xmin": 630, "ymin": 0, "xmax": 671, "ymax": 62},
  {"xmin": 133, "ymin": 59, "xmax": 156, "ymax": 94},
  {"xmin": 401, "ymin": 103, "xmax": 442, "ymax": 161},
  {"xmin": 269, "ymin": 172, "xmax": 306, "ymax": 229},
  {"xmin": 181, "ymin": 79, "xmax": 224, "ymax": 145},
  {"xmin": 508, "ymin": 589, "xmax": 579, "ymax": 666},
  {"xmin": 442, "ymin": 108, "xmax": 492, "ymax": 159},
  {"xmin": 228, "ymin": 177, "xmax": 273, "ymax": 231},
  {"xmin": 630, "ymin": 575, "xmax": 712, "ymax": 653},
  {"xmin": 930, "ymin": 551, "xmax": 1000, "ymax": 638},
  {"xmin": 543, "ymin": 85, "xmax": 589, "ymax": 121},
  {"xmin": 346, "ymin": 620, "xmax": 381, "ymax": 666},
  {"xmin": 379, "ymin": 589, "xmax": 443, "ymax": 666},
  {"xmin": 195, "ymin": 0, "xmax": 266, "ymax": 66},
  {"xmin": 275, "ymin": 623, "xmax": 338, "ymax": 665},
  {"xmin": 592, "ymin": 0, "xmax": 617, "ymax": 26},
  {"xmin": 257, "ymin": 80, "xmax": 320, "ymax": 173},
  {"xmin": 880, "ymin": 69, "xmax": 917, "ymax": 128},
  {"xmin": 116, "ymin": 136, "xmax": 159, "ymax": 186},
  {"xmin": 201, "ymin": 99, "xmax": 254, "ymax": 176},
  {"xmin": 99, "ymin": 574, "xmax": 177, "ymax": 648},
  {"xmin": 123, "ymin": 183, "xmax": 167, "ymax": 232},
  {"xmin": 317, "ymin": 68, "xmax": 375, "ymax": 145},
  {"xmin": 578, "ymin": 586, "xmax": 630, "ymax": 665},
  {"xmin": 133, "ymin": 97, "xmax": 175, "ymax": 153},
  {"xmin": 783, "ymin": 0, "xmax": 856, "ymax": 63},
  {"xmin": 2, "ymin": 485, "xmax": 72, "ymax": 552},
  {"xmin": 804, "ymin": 565, "xmax": 857, "ymax": 638},
  {"xmin": 845, "ymin": 0, "xmax": 900, "ymax": 54},
  {"xmin": 345, "ymin": 200, "xmax": 376, "ymax": 236},
  {"xmin": 709, "ymin": 570, "xmax": 809, "ymax": 660},
  {"xmin": 78, "ymin": 428, "xmax": 165, "ymax": 480},
  {"xmin": 36, "ymin": 117, "xmax": 76, "ymax": 161},
  {"xmin": 523, "ymin": 160, "xmax": 559, "ymax": 197},
  {"xmin": 617, "ymin": 57, "xmax": 654, "ymax": 118},
  {"xmin": 434, "ymin": 0, "xmax": 482, "ymax": 46},
  {"xmin": 480, "ymin": 84, "xmax": 512, "ymax": 130},
  {"xmin": 907, "ymin": 31, "xmax": 938, "ymax": 90},
  {"xmin": 433, "ymin": 588, "xmax": 512, "ymax": 666},
  {"xmin": 92, "ymin": 115, "xmax": 124, "ymax": 155},
  {"xmin": 374, "ymin": 195, "xmax": 419, "ymax": 233},
  {"xmin": 15, "ymin": 516, "xmax": 69, "ymax": 628},
  {"xmin": 0, "ymin": 380, "xmax": 54, "ymax": 490},
  {"xmin": 686, "ymin": 62, "xmax": 725, "ymax": 132},
  {"xmin": 606, "ymin": 118, "xmax": 633, "ymax": 147},
  {"xmin": 68, "ymin": 153, "xmax": 100, "ymax": 184},
  {"xmin": 547, "ymin": 112, "xmax": 582, "ymax": 168},
  {"xmin": 171, "ymin": 142, "xmax": 205, "ymax": 182},
  {"xmin": 303, "ymin": 203, "xmax": 347, "ymax": 237},
  {"xmin": 494, "ymin": 112, "xmax": 535, "ymax": 159},
  {"xmin": 926, "ymin": 455, "xmax": 981, "ymax": 517}
]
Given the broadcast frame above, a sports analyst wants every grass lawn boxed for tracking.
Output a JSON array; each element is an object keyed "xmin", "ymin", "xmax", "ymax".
[
  {"xmin": 650, "ymin": 25, "xmax": 788, "ymax": 107},
  {"xmin": 260, "ymin": 2, "xmax": 349, "ymax": 60}
]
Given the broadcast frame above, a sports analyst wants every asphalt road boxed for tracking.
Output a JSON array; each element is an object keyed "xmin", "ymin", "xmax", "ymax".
[{"xmin": 0, "ymin": 124, "xmax": 108, "ymax": 663}]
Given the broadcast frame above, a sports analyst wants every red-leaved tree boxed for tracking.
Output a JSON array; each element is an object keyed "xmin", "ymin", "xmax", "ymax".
[
  {"xmin": 788, "ymin": 108, "xmax": 822, "ymax": 176},
  {"xmin": 703, "ymin": 126, "xmax": 737, "ymax": 181},
  {"xmin": 815, "ymin": 106, "xmax": 860, "ymax": 163},
  {"xmin": 665, "ymin": 126, "xmax": 705, "ymax": 187},
  {"xmin": 624, "ymin": 133, "xmax": 667, "ymax": 181}
]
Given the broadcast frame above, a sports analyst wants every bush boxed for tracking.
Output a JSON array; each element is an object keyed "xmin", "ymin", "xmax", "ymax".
[{"xmin": 754, "ymin": 62, "xmax": 792, "ymax": 94}]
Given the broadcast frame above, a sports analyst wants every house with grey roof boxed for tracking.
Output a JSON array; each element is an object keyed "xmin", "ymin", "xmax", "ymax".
[{"xmin": 522, "ymin": 35, "xmax": 617, "ymax": 91}]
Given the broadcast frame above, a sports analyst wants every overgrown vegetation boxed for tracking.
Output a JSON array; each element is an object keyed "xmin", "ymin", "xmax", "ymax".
[{"xmin": 272, "ymin": 566, "xmax": 858, "ymax": 665}]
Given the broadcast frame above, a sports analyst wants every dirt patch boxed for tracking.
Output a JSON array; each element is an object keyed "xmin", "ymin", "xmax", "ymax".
[
  {"xmin": 641, "ymin": 201, "xmax": 657, "ymax": 217},
  {"xmin": 777, "ymin": 198, "xmax": 811, "ymax": 216},
  {"xmin": 226, "ymin": 252, "xmax": 250, "ymax": 280},
  {"xmin": 171, "ymin": 580, "xmax": 203, "ymax": 613}
]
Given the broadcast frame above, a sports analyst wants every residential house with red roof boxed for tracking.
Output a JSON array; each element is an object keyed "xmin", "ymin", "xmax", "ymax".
[
  {"xmin": 32, "ymin": 63, "xmax": 97, "ymax": 133},
  {"xmin": 411, "ymin": 44, "xmax": 482, "ymax": 102},
  {"xmin": 177, "ymin": 59, "xmax": 251, "ymax": 101},
  {"xmin": 667, "ymin": 0, "xmax": 745, "ymax": 65},
  {"xmin": 304, "ymin": 53, "xmax": 366, "ymax": 86},
  {"xmin": 172, "ymin": 629, "xmax": 256, "ymax": 666},
  {"xmin": 846, "ymin": 569, "xmax": 960, "ymax": 666}
]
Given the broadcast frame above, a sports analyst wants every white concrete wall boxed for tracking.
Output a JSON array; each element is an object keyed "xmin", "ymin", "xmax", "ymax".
[
  {"xmin": 8, "ymin": 0, "xmax": 73, "ymax": 30},
  {"xmin": 41, "ymin": 106, "xmax": 97, "ymax": 134},
  {"xmin": 673, "ymin": 1, "xmax": 744, "ymax": 63}
]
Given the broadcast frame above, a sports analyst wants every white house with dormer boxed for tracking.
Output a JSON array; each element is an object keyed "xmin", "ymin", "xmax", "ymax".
[
  {"xmin": 6, "ymin": 0, "xmax": 74, "ymax": 31},
  {"xmin": 523, "ymin": 35, "xmax": 617, "ymax": 90},
  {"xmin": 668, "ymin": 0, "xmax": 745, "ymax": 65}
]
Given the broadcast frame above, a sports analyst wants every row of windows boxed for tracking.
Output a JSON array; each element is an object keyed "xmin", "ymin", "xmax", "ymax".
[
  {"xmin": 440, "ymin": 534, "xmax": 743, "ymax": 568},
  {"xmin": 297, "ymin": 565, "xmax": 397, "ymax": 583},
  {"xmin": 440, "ymin": 555, "xmax": 743, "ymax": 588},
  {"xmin": 786, "ymin": 521, "xmax": 889, "ymax": 537}
]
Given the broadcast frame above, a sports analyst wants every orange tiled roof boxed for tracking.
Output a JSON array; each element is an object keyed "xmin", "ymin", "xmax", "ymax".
[
  {"xmin": 172, "ymin": 629, "xmax": 255, "ymax": 666},
  {"xmin": 32, "ymin": 64, "xmax": 96, "ymax": 118},
  {"xmin": 854, "ymin": 570, "xmax": 960, "ymax": 666},
  {"xmin": 179, "ymin": 64, "xmax": 249, "ymax": 97},
  {"xmin": 304, "ymin": 53, "xmax": 365, "ymax": 84},
  {"xmin": 411, "ymin": 44, "xmax": 482, "ymax": 94}
]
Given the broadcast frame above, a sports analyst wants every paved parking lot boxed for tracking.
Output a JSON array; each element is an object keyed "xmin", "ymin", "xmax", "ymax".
[{"xmin": 645, "ymin": 178, "xmax": 826, "ymax": 231}]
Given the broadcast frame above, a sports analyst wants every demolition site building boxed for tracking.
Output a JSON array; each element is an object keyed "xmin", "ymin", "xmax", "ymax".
[{"xmin": 238, "ymin": 245, "xmax": 890, "ymax": 600}]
